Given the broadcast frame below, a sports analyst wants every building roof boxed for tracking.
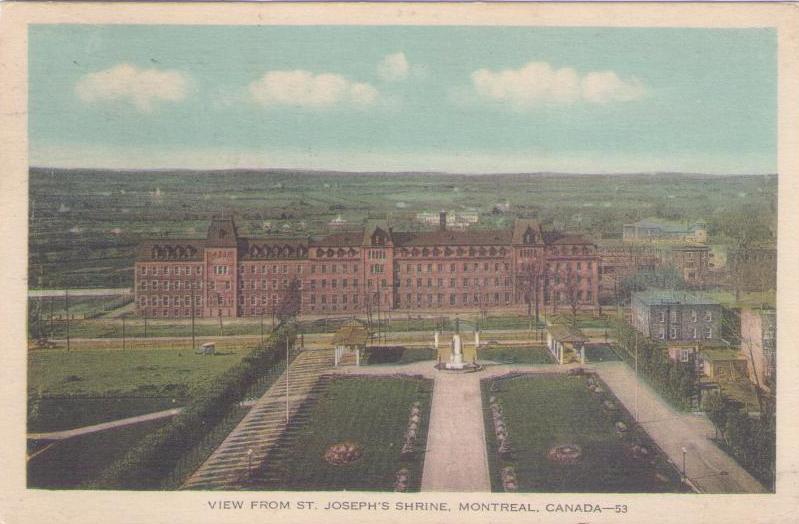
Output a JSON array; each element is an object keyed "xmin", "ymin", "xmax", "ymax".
[
  {"xmin": 392, "ymin": 229, "xmax": 513, "ymax": 247},
  {"xmin": 545, "ymin": 231, "xmax": 595, "ymax": 246},
  {"xmin": 206, "ymin": 216, "xmax": 238, "ymax": 247},
  {"xmin": 332, "ymin": 319, "xmax": 369, "ymax": 346},
  {"xmin": 239, "ymin": 238, "xmax": 309, "ymax": 260},
  {"xmin": 311, "ymin": 232, "xmax": 365, "ymax": 247},
  {"xmin": 137, "ymin": 239, "xmax": 206, "ymax": 261},
  {"xmin": 624, "ymin": 218, "xmax": 705, "ymax": 234},
  {"xmin": 547, "ymin": 323, "xmax": 587, "ymax": 343},
  {"xmin": 633, "ymin": 289, "xmax": 720, "ymax": 306},
  {"xmin": 511, "ymin": 219, "xmax": 544, "ymax": 245},
  {"xmin": 701, "ymin": 349, "xmax": 747, "ymax": 362}
]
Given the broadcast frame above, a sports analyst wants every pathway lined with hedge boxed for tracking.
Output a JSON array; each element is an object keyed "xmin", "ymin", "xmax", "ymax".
[
  {"xmin": 593, "ymin": 361, "xmax": 766, "ymax": 494},
  {"xmin": 181, "ymin": 348, "xmax": 334, "ymax": 490}
]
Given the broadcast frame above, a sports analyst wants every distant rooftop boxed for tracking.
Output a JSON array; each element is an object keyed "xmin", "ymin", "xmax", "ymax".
[{"xmin": 633, "ymin": 289, "xmax": 719, "ymax": 306}]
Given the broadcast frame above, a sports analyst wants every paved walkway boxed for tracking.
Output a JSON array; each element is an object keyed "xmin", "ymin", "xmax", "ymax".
[
  {"xmin": 27, "ymin": 407, "xmax": 182, "ymax": 441},
  {"xmin": 593, "ymin": 361, "xmax": 767, "ymax": 493},
  {"xmin": 420, "ymin": 372, "xmax": 491, "ymax": 492},
  {"xmin": 181, "ymin": 348, "xmax": 334, "ymax": 490}
]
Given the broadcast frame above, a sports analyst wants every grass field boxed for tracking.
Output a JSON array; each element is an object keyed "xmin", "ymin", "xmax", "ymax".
[
  {"xmin": 27, "ymin": 418, "xmax": 170, "ymax": 489},
  {"xmin": 28, "ymin": 347, "xmax": 252, "ymax": 398},
  {"xmin": 478, "ymin": 345, "xmax": 555, "ymax": 365},
  {"xmin": 250, "ymin": 376, "xmax": 433, "ymax": 491},
  {"xmin": 482, "ymin": 373, "xmax": 685, "ymax": 493},
  {"xmin": 28, "ymin": 397, "xmax": 179, "ymax": 433}
]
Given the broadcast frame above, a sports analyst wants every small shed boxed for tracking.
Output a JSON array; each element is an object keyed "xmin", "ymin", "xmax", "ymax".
[
  {"xmin": 332, "ymin": 320, "xmax": 369, "ymax": 366},
  {"xmin": 546, "ymin": 324, "xmax": 587, "ymax": 365},
  {"xmin": 196, "ymin": 342, "xmax": 216, "ymax": 355},
  {"xmin": 700, "ymin": 349, "xmax": 749, "ymax": 381}
]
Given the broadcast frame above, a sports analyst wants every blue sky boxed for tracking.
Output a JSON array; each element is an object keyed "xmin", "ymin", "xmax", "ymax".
[{"xmin": 29, "ymin": 25, "xmax": 776, "ymax": 174}]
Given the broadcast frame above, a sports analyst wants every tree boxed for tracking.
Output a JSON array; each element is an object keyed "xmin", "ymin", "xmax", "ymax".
[
  {"xmin": 619, "ymin": 266, "xmax": 685, "ymax": 300},
  {"xmin": 560, "ymin": 266, "xmax": 582, "ymax": 327},
  {"xmin": 516, "ymin": 258, "xmax": 543, "ymax": 332},
  {"xmin": 276, "ymin": 277, "xmax": 301, "ymax": 322},
  {"xmin": 705, "ymin": 391, "xmax": 728, "ymax": 441}
]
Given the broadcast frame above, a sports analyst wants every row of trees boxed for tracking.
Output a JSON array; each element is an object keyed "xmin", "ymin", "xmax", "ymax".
[
  {"xmin": 705, "ymin": 392, "xmax": 776, "ymax": 489},
  {"xmin": 613, "ymin": 320, "xmax": 696, "ymax": 409}
]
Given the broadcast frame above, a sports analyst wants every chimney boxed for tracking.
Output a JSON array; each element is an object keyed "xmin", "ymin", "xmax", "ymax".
[{"xmin": 439, "ymin": 211, "xmax": 447, "ymax": 232}]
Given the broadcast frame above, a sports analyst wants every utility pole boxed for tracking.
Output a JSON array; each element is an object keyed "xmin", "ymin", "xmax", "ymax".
[
  {"xmin": 285, "ymin": 335, "xmax": 290, "ymax": 424},
  {"xmin": 191, "ymin": 280, "xmax": 196, "ymax": 352},
  {"xmin": 65, "ymin": 288, "xmax": 70, "ymax": 352},
  {"xmin": 634, "ymin": 330, "xmax": 639, "ymax": 423}
]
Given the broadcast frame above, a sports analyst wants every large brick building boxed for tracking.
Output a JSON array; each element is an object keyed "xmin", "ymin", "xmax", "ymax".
[{"xmin": 134, "ymin": 214, "xmax": 599, "ymax": 318}]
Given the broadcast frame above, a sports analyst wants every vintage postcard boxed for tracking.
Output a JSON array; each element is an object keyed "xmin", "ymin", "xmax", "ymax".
[{"xmin": 1, "ymin": 2, "xmax": 798, "ymax": 523}]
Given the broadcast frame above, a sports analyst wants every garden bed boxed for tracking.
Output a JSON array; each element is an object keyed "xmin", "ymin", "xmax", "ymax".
[
  {"xmin": 481, "ymin": 373, "xmax": 686, "ymax": 493},
  {"xmin": 249, "ymin": 375, "xmax": 433, "ymax": 491}
]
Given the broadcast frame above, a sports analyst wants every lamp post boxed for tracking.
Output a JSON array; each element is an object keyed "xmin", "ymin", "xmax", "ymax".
[
  {"xmin": 681, "ymin": 446, "xmax": 688, "ymax": 483},
  {"xmin": 286, "ymin": 335, "xmax": 290, "ymax": 424}
]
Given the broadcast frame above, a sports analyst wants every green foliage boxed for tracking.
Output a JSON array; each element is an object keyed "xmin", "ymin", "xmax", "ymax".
[
  {"xmin": 619, "ymin": 266, "xmax": 685, "ymax": 300},
  {"xmin": 703, "ymin": 391, "xmax": 775, "ymax": 490},
  {"xmin": 611, "ymin": 320, "xmax": 695, "ymax": 410}
]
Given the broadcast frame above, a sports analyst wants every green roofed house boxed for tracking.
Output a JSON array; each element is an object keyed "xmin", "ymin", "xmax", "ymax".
[
  {"xmin": 632, "ymin": 289, "xmax": 722, "ymax": 344},
  {"xmin": 622, "ymin": 218, "xmax": 707, "ymax": 244}
]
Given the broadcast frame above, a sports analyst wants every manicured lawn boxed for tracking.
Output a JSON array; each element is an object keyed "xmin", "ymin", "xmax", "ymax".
[
  {"xmin": 250, "ymin": 376, "xmax": 433, "ymax": 491},
  {"xmin": 364, "ymin": 346, "xmax": 435, "ymax": 365},
  {"xmin": 27, "ymin": 418, "xmax": 170, "ymax": 489},
  {"xmin": 478, "ymin": 345, "xmax": 554, "ymax": 365},
  {"xmin": 583, "ymin": 344, "xmax": 622, "ymax": 363},
  {"xmin": 482, "ymin": 374, "xmax": 685, "ymax": 493}
]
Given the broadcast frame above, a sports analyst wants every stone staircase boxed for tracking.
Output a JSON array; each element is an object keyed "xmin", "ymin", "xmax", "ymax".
[{"xmin": 181, "ymin": 348, "xmax": 334, "ymax": 490}]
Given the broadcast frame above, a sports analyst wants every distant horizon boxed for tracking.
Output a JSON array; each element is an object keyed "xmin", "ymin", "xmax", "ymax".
[{"xmin": 28, "ymin": 165, "xmax": 777, "ymax": 178}]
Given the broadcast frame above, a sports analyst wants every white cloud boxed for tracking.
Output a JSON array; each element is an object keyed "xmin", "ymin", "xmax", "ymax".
[
  {"xmin": 377, "ymin": 52, "xmax": 410, "ymax": 82},
  {"xmin": 248, "ymin": 70, "xmax": 378, "ymax": 109},
  {"xmin": 75, "ymin": 63, "xmax": 190, "ymax": 112},
  {"xmin": 469, "ymin": 61, "xmax": 646, "ymax": 109}
]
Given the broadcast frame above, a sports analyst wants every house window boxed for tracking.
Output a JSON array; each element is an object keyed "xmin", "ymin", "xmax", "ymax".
[
  {"xmin": 658, "ymin": 310, "xmax": 666, "ymax": 323},
  {"xmin": 704, "ymin": 310, "xmax": 713, "ymax": 322},
  {"xmin": 704, "ymin": 327, "xmax": 713, "ymax": 339},
  {"xmin": 680, "ymin": 350, "xmax": 691, "ymax": 363},
  {"xmin": 690, "ymin": 327, "xmax": 698, "ymax": 339},
  {"xmin": 450, "ymin": 294, "xmax": 456, "ymax": 305},
  {"xmin": 690, "ymin": 309, "xmax": 698, "ymax": 322},
  {"xmin": 658, "ymin": 326, "xmax": 665, "ymax": 340},
  {"xmin": 669, "ymin": 326, "xmax": 678, "ymax": 339}
]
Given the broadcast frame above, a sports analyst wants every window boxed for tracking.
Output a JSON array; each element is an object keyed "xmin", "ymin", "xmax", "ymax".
[
  {"xmin": 669, "ymin": 326, "xmax": 678, "ymax": 339},
  {"xmin": 450, "ymin": 294, "xmax": 456, "ymax": 305},
  {"xmin": 704, "ymin": 310, "xmax": 713, "ymax": 322},
  {"xmin": 658, "ymin": 310, "xmax": 666, "ymax": 323},
  {"xmin": 704, "ymin": 327, "xmax": 713, "ymax": 339},
  {"xmin": 658, "ymin": 326, "xmax": 665, "ymax": 340},
  {"xmin": 690, "ymin": 327, "xmax": 698, "ymax": 339},
  {"xmin": 450, "ymin": 278, "xmax": 455, "ymax": 288},
  {"xmin": 690, "ymin": 309, "xmax": 697, "ymax": 322},
  {"xmin": 680, "ymin": 349, "xmax": 691, "ymax": 363}
]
